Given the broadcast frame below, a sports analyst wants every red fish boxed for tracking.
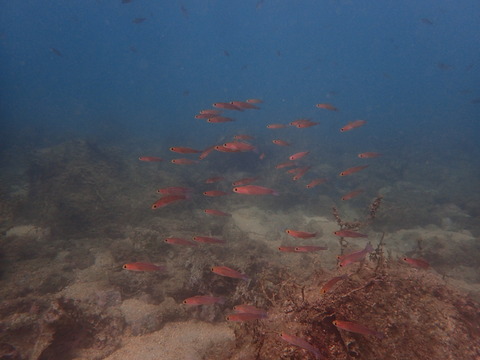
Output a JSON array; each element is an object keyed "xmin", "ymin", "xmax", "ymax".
[
  {"xmin": 333, "ymin": 230, "xmax": 367, "ymax": 238},
  {"xmin": 341, "ymin": 189, "xmax": 365, "ymax": 200},
  {"xmin": 320, "ymin": 274, "xmax": 348, "ymax": 294},
  {"xmin": 171, "ymin": 158, "xmax": 198, "ymax": 165},
  {"xmin": 292, "ymin": 166, "xmax": 311, "ymax": 181},
  {"xmin": 151, "ymin": 195, "xmax": 189, "ymax": 209},
  {"xmin": 358, "ymin": 152, "xmax": 382, "ymax": 158},
  {"xmin": 233, "ymin": 304, "xmax": 268, "ymax": 316},
  {"xmin": 276, "ymin": 161, "xmax": 297, "ymax": 169},
  {"xmin": 246, "ymin": 98, "xmax": 263, "ymax": 103},
  {"xmin": 169, "ymin": 147, "xmax": 201, "ymax": 154},
  {"xmin": 289, "ymin": 151, "xmax": 310, "ymax": 161},
  {"xmin": 278, "ymin": 246, "xmax": 297, "ymax": 252},
  {"xmin": 223, "ymin": 141, "xmax": 256, "ymax": 152},
  {"xmin": 333, "ymin": 320, "xmax": 384, "ymax": 339},
  {"xmin": 339, "ymin": 165, "xmax": 369, "ymax": 176},
  {"xmin": 164, "ymin": 237, "xmax": 198, "ymax": 246},
  {"xmin": 199, "ymin": 109, "xmax": 222, "ymax": 115},
  {"xmin": 295, "ymin": 120, "xmax": 319, "ymax": 128},
  {"xmin": 203, "ymin": 190, "xmax": 228, "ymax": 197},
  {"xmin": 295, "ymin": 246, "xmax": 328, "ymax": 252},
  {"xmin": 234, "ymin": 134, "xmax": 254, "ymax": 141},
  {"xmin": 340, "ymin": 119, "xmax": 366, "ymax": 132},
  {"xmin": 226, "ymin": 313, "xmax": 266, "ymax": 321},
  {"xmin": 272, "ymin": 139, "xmax": 291, "ymax": 146},
  {"xmin": 267, "ymin": 124, "xmax": 287, "ymax": 129},
  {"xmin": 316, "ymin": 103, "xmax": 338, "ymax": 111},
  {"xmin": 139, "ymin": 156, "xmax": 163, "ymax": 162},
  {"xmin": 232, "ymin": 177, "xmax": 258, "ymax": 186},
  {"xmin": 204, "ymin": 209, "xmax": 231, "ymax": 217},
  {"xmin": 306, "ymin": 178, "xmax": 327, "ymax": 189},
  {"xmin": 123, "ymin": 262, "xmax": 165, "ymax": 272},
  {"xmin": 183, "ymin": 295, "xmax": 225, "ymax": 305},
  {"xmin": 205, "ymin": 176, "xmax": 224, "ymax": 184},
  {"xmin": 211, "ymin": 266, "xmax": 249, "ymax": 280},
  {"xmin": 213, "ymin": 102, "xmax": 243, "ymax": 111},
  {"xmin": 233, "ymin": 185, "xmax": 279, "ymax": 196},
  {"xmin": 279, "ymin": 332, "xmax": 323, "ymax": 359},
  {"xmin": 214, "ymin": 145, "xmax": 240, "ymax": 153},
  {"xmin": 338, "ymin": 243, "xmax": 374, "ymax": 267},
  {"xmin": 199, "ymin": 145, "xmax": 216, "ymax": 160},
  {"xmin": 289, "ymin": 118, "xmax": 312, "ymax": 127},
  {"xmin": 230, "ymin": 101, "xmax": 260, "ymax": 109},
  {"xmin": 156, "ymin": 186, "xmax": 192, "ymax": 195},
  {"xmin": 402, "ymin": 257, "xmax": 430, "ymax": 269},
  {"xmin": 207, "ymin": 116, "xmax": 234, "ymax": 123},
  {"xmin": 285, "ymin": 229, "xmax": 317, "ymax": 239},
  {"xmin": 193, "ymin": 236, "xmax": 225, "ymax": 244},
  {"xmin": 195, "ymin": 113, "xmax": 215, "ymax": 119}
]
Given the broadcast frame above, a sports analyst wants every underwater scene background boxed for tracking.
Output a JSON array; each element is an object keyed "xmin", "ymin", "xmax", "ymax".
[{"xmin": 1, "ymin": 1, "xmax": 479, "ymax": 359}]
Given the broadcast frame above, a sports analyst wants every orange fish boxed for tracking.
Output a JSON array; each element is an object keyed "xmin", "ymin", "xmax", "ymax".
[
  {"xmin": 232, "ymin": 177, "xmax": 258, "ymax": 186},
  {"xmin": 289, "ymin": 118, "xmax": 312, "ymax": 127},
  {"xmin": 123, "ymin": 262, "xmax": 165, "ymax": 272},
  {"xmin": 214, "ymin": 145, "xmax": 240, "ymax": 153},
  {"xmin": 205, "ymin": 176, "xmax": 224, "ymax": 184},
  {"xmin": 295, "ymin": 246, "xmax": 328, "ymax": 252},
  {"xmin": 295, "ymin": 121, "xmax": 319, "ymax": 128},
  {"xmin": 233, "ymin": 304, "xmax": 268, "ymax": 316},
  {"xmin": 339, "ymin": 243, "xmax": 373, "ymax": 267},
  {"xmin": 169, "ymin": 147, "xmax": 201, "ymax": 154},
  {"xmin": 199, "ymin": 109, "xmax": 222, "ymax": 115},
  {"xmin": 339, "ymin": 165, "xmax": 369, "ymax": 176},
  {"xmin": 289, "ymin": 151, "xmax": 310, "ymax": 161},
  {"xmin": 203, "ymin": 190, "xmax": 228, "ymax": 197},
  {"xmin": 276, "ymin": 161, "xmax": 297, "ymax": 169},
  {"xmin": 193, "ymin": 236, "xmax": 225, "ymax": 244},
  {"xmin": 272, "ymin": 139, "xmax": 291, "ymax": 146},
  {"xmin": 207, "ymin": 116, "xmax": 234, "ymax": 123},
  {"xmin": 402, "ymin": 257, "xmax": 430, "ymax": 269},
  {"xmin": 340, "ymin": 119, "xmax": 366, "ymax": 132},
  {"xmin": 234, "ymin": 134, "xmax": 254, "ymax": 141},
  {"xmin": 213, "ymin": 102, "xmax": 243, "ymax": 111},
  {"xmin": 333, "ymin": 320, "xmax": 384, "ymax": 339},
  {"xmin": 341, "ymin": 189, "xmax": 365, "ymax": 200},
  {"xmin": 152, "ymin": 195, "xmax": 189, "ymax": 209},
  {"xmin": 320, "ymin": 274, "xmax": 348, "ymax": 294},
  {"xmin": 199, "ymin": 145, "xmax": 216, "ymax": 160},
  {"xmin": 267, "ymin": 124, "xmax": 287, "ymax": 129},
  {"xmin": 316, "ymin": 103, "xmax": 338, "ymax": 111},
  {"xmin": 195, "ymin": 113, "xmax": 215, "ymax": 119},
  {"xmin": 285, "ymin": 229, "xmax": 317, "ymax": 239},
  {"xmin": 226, "ymin": 313, "xmax": 266, "ymax": 321},
  {"xmin": 223, "ymin": 141, "xmax": 256, "ymax": 152},
  {"xmin": 333, "ymin": 230, "xmax": 367, "ymax": 238},
  {"xmin": 306, "ymin": 178, "xmax": 327, "ymax": 189},
  {"xmin": 292, "ymin": 166, "xmax": 311, "ymax": 181},
  {"xmin": 246, "ymin": 98, "xmax": 263, "ymax": 104},
  {"xmin": 230, "ymin": 101, "xmax": 260, "ymax": 109},
  {"xmin": 204, "ymin": 209, "xmax": 231, "ymax": 217},
  {"xmin": 278, "ymin": 246, "xmax": 297, "ymax": 252},
  {"xmin": 139, "ymin": 156, "xmax": 163, "ymax": 162},
  {"xmin": 211, "ymin": 266, "xmax": 249, "ymax": 280},
  {"xmin": 233, "ymin": 185, "xmax": 279, "ymax": 196},
  {"xmin": 279, "ymin": 332, "xmax": 323, "ymax": 359},
  {"xmin": 358, "ymin": 152, "xmax": 382, "ymax": 158},
  {"xmin": 183, "ymin": 295, "xmax": 225, "ymax": 305},
  {"xmin": 164, "ymin": 237, "xmax": 198, "ymax": 246},
  {"xmin": 156, "ymin": 186, "xmax": 192, "ymax": 195},
  {"xmin": 171, "ymin": 158, "xmax": 198, "ymax": 165}
]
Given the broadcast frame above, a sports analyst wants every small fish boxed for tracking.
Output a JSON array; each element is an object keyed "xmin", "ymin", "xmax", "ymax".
[
  {"xmin": 199, "ymin": 145, "xmax": 216, "ymax": 160},
  {"xmin": 214, "ymin": 145, "xmax": 240, "ymax": 153},
  {"xmin": 156, "ymin": 186, "xmax": 192, "ymax": 195},
  {"xmin": 289, "ymin": 151, "xmax": 310, "ymax": 161},
  {"xmin": 233, "ymin": 304, "xmax": 268, "ymax": 316},
  {"xmin": 226, "ymin": 313, "xmax": 266, "ymax": 321},
  {"xmin": 246, "ymin": 98, "xmax": 263, "ymax": 104},
  {"xmin": 339, "ymin": 243, "xmax": 374, "ymax": 267},
  {"xmin": 164, "ymin": 237, "xmax": 198, "ymax": 246},
  {"xmin": 358, "ymin": 152, "xmax": 382, "ymax": 158},
  {"xmin": 295, "ymin": 120, "xmax": 319, "ymax": 128},
  {"xmin": 333, "ymin": 320, "xmax": 384, "ymax": 339},
  {"xmin": 233, "ymin": 185, "xmax": 279, "ymax": 196},
  {"xmin": 316, "ymin": 103, "xmax": 338, "ymax": 111},
  {"xmin": 203, "ymin": 190, "xmax": 228, "ymax": 197},
  {"xmin": 123, "ymin": 262, "xmax": 165, "ymax": 272},
  {"xmin": 211, "ymin": 266, "xmax": 249, "ymax": 280},
  {"xmin": 320, "ymin": 274, "xmax": 348, "ymax": 294},
  {"xmin": 421, "ymin": 18, "xmax": 433, "ymax": 25},
  {"xmin": 402, "ymin": 257, "xmax": 430, "ymax": 269},
  {"xmin": 183, "ymin": 295, "xmax": 225, "ymax": 305},
  {"xmin": 340, "ymin": 119, "xmax": 366, "ymax": 132},
  {"xmin": 289, "ymin": 118, "xmax": 313, "ymax": 127},
  {"xmin": 234, "ymin": 134, "xmax": 254, "ymax": 141},
  {"xmin": 50, "ymin": 47, "xmax": 63, "ymax": 57},
  {"xmin": 207, "ymin": 116, "xmax": 234, "ymax": 123},
  {"xmin": 195, "ymin": 113, "xmax": 216, "ymax": 119},
  {"xmin": 306, "ymin": 178, "xmax": 327, "ymax": 189},
  {"xmin": 230, "ymin": 101, "xmax": 260, "ymax": 110},
  {"xmin": 171, "ymin": 158, "xmax": 198, "ymax": 165},
  {"xmin": 132, "ymin": 17, "xmax": 146, "ymax": 24},
  {"xmin": 200, "ymin": 109, "xmax": 222, "ymax": 115},
  {"xmin": 152, "ymin": 195, "xmax": 189, "ymax": 209},
  {"xmin": 193, "ymin": 236, "xmax": 225, "ymax": 244},
  {"xmin": 292, "ymin": 166, "xmax": 311, "ymax": 181},
  {"xmin": 272, "ymin": 139, "xmax": 291, "ymax": 146},
  {"xmin": 232, "ymin": 177, "xmax": 258, "ymax": 186},
  {"xmin": 267, "ymin": 124, "xmax": 287, "ymax": 129},
  {"xmin": 278, "ymin": 246, "xmax": 297, "ymax": 252},
  {"xmin": 279, "ymin": 332, "xmax": 323, "ymax": 359},
  {"xmin": 213, "ymin": 102, "xmax": 243, "ymax": 111},
  {"xmin": 223, "ymin": 141, "xmax": 256, "ymax": 152},
  {"xmin": 139, "ymin": 156, "xmax": 163, "ymax": 162},
  {"xmin": 339, "ymin": 165, "xmax": 369, "ymax": 176},
  {"xmin": 295, "ymin": 246, "xmax": 328, "ymax": 252},
  {"xmin": 333, "ymin": 230, "xmax": 368, "ymax": 238},
  {"xmin": 276, "ymin": 161, "xmax": 297, "ymax": 169},
  {"xmin": 341, "ymin": 189, "xmax": 364, "ymax": 201},
  {"xmin": 204, "ymin": 209, "xmax": 231, "ymax": 217},
  {"xmin": 205, "ymin": 176, "xmax": 224, "ymax": 184},
  {"xmin": 286, "ymin": 229, "xmax": 317, "ymax": 239},
  {"xmin": 170, "ymin": 147, "xmax": 201, "ymax": 154}
]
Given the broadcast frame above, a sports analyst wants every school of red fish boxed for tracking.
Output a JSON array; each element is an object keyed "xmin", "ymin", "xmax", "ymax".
[{"xmin": 125, "ymin": 98, "xmax": 429, "ymax": 358}]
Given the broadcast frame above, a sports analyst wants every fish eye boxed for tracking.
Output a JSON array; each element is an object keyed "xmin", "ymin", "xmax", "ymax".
[
  {"xmin": 211, "ymin": 267, "xmax": 215, "ymax": 271},
  {"xmin": 122, "ymin": 265, "xmax": 127, "ymax": 269},
  {"xmin": 183, "ymin": 300, "xmax": 187, "ymax": 304},
  {"xmin": 233, "ymin": 188, "xmax": 238, "ymax": 191}
]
